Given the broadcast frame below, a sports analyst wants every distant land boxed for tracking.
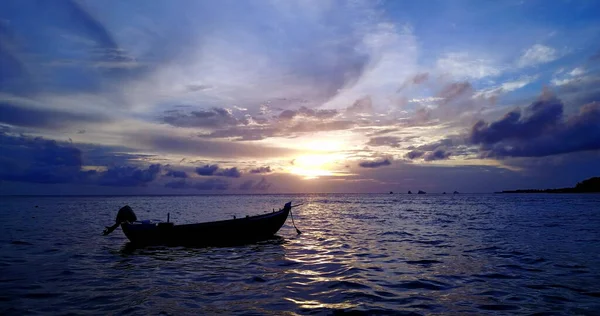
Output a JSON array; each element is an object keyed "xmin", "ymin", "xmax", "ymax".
[{"xmin": 500, "ymin": 177, "xmax": 600, "ymax": 193}]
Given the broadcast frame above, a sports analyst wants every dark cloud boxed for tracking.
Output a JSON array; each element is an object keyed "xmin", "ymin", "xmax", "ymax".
[
  {"xmin": 405, "ymin": 150, "xmax": 425, "ymax": 160},
  {"xmin": 250, "ymin": 166, "xmax": 272, "ymax": 174},
  {"xmin": 359, "ymin": 158, "xmax": 392, "ymax": 168},
  {"xmin": 470, "ymin": 93, "xmax": 600, "ymax": 158},
  {"xmin": 397, "ymin": 73, "xmax": 429, "ymax": 92},
  {"xmin": 278, "ymin": 106, "xmax": 338, "ymax": 121},
  {"xmin": 195, "ymin": 164, "xmax": 241, "ymax": 178},
  {"xmin": 0, "ymin": 131, "xmax": 84, "ymax": 183},
  {"xmin": 0, "ymin": 131, "xmax": 164, "ymax": 186},
  {"xmin": 186, "ymin": 84, "xmax": 212, "ymax": 92},
  {"xmin": 437, "ymin": 82, "xmax": 473, "ymax": 105},
  {"xmin": 196, "ymin": 164, "xmax": 219, "ymax": 176},
  {"xmin": 411, "ymin": 73, "xmax": 429, "ymax": 85},
  {"xmin": 346, "ymin": 96, "xmax": 373, "ymax": 114},
  {"xmin": 555, "ymin": 75, "xmax": 600, "ymax": 107},
  {"xmin": 165, "ymin": 179, "xmax": 229, "ymax": 190},
  {"xmin": 0, "ymin": 22, "xmax": 31, "ymax": 94},
  {"xmin": 95, "ymin": 164, "xmax": 161, "ymax": 187},
  {"xmin": 423, "ymin": 149, "xmax": 451, "ymax": 161},
  {"xmin": 216, "ymin": 167, "xmax": 241, "ymax": 178},
  {"xmin": 366, "ymin": 136, "xmax": 402, "ymax": 148},
  {"xmin": 471, "ymin": 95, "xmax": 563, "ymax": 144},
  {"xmin": 238, "ymin": 177, "xmax": 272, "ymax": 191},
  {"xmin": 0, "ymin": 101, "xmax": 110, "ymax": 129},
  {"xmin": 404, "ymin": 138, "xmax": 461, "ymax": 161},
  {"xmin": 0, "ymin": 0, "xmax": 149, "ymax": 95},
  {"xmin": 162, "ymin": 107, "xmax": 247, "ymax": 128},
  {"xmin": 165, "ymin": 170, "xmax": 188, "ymax": 178}
]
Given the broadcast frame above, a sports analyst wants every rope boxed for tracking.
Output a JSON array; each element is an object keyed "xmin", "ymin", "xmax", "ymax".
[{"xmin": 290, "ymin": 205, "xmax": 302, "ymax": 235}]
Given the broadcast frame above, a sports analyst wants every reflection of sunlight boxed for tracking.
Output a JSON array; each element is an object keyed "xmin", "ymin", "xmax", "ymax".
[
  {"xmin": 289, "ymin": 154, "xmax": 345, "ymax": 179},
  {"xmin": 284, "ymin": 298, "xmax": 357, "ymax": 310}
]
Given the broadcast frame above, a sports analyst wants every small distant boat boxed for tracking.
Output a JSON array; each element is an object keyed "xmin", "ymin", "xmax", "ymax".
[
  {"xmin": 103, "ymin": 202, "xmax": 299, "ymax": 246},
  {"xmin": 453, "ymin": 191, "xmax": 459, "ymax": 194},
  {"xmin": 418, "ymin": 190, "xmax": 426, "ymax": 194},
  {"xmin": 408, "ymin": 191, "xmax": 412, "ymax": 194}
]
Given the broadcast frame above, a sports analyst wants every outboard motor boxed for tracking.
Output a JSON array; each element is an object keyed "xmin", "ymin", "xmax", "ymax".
[
  {"xmin": 115, "ymin": 205, "xmax": 137, "ymax": 224},
  {"xmin": 102, "ymin": 205, "xmax": 137, "ymax": 236}
]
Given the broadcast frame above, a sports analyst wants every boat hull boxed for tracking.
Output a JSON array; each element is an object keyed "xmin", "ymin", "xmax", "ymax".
[{"xmin": 121, "ymin": 207, "xmax": 290, "ymax": 246}]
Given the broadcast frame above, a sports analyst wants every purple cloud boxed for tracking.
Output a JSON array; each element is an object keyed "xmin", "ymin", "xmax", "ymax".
[
  {"xmin": 162, "ymin": 107, "xmax": 248, "ymax": 128},
  {"xmin": 250, "ymin": 166, "xmax": 272, "ymax": 174},
  {"xmin": 195, "ymin": 164, "xmax": 241, "ymax": 178},
  {"xmin": 165, "ymin": 170, "xmax": 188, "ymax": 178},
  {"xmin": 367, "ymin": 136, "xmax": 402, "ymax": 148},
  {"xmin": 359, "ymin": 158, "xmax": 392, "ymax": 168},
  {"xmin": 470, "ymin": 94, "xmax": 600, "ymax": 158}
]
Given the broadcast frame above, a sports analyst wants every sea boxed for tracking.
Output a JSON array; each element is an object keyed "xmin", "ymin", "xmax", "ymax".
[{"xmin": 1, "ymin": 194, "xmax": 599, "ymax": 315}]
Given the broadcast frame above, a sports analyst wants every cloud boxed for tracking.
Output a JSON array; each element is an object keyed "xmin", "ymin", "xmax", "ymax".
[
  {"xmin": 366, "ymin": 136, "xmax": 402, "ymax": 148},
  {"xmin": 569, "ymin": 68, "xmax": 585, "ymax": 77},
  {"xmin": 397, "ymin": 72, "xmax": 429, "ymax": 92},
  {"xmin": 238, "ymin": 177, "xmax": 272, "ymax": 191},
  {"xmin": 215, "ymin": 167, "xmax": 241, "ymax": 178},
  {"xmin": 474, "ymin": 76, "xmax": 538, "ymax": 99},
  {"xmin": 165, "ymin": 170, "xmax": 187, "ymax": 178},
  {"xmin": 405, "ymin": 150, "xmax": 425, "ymax": 160},
  {"xmin": 278, "ymin": 106, "xmax": 338, "ymax": 121},
  {"xmin": 249, "ymin": 166, "xmax": 272, "ymax": 174},
  {"xmin": 199, "ymin": 119, "xmax": 355, "ymax": 141},
  {"xmin": 471, "ymin": 93, "xmax": 563, "ymax": 145},
  {"xmin": 195, "ymin": 164, "xmax": 241, "ymax": 177},
  {"xmin": 95, "ymin": 164, "xmax": 161, "ymax": 187},
  {"xmin": 358, "ymin": 158, "xmax": 392, "ymax": 168},
  {"xmin": 346, "ymin": 96, "xmax": 373, "ymax": 114},
  {"xmin": 470, "ymin": 93, "xmax": 600, "ymax": 158},
  {"xmin": 517, "ymin": 44, "xmax": 558, "ymax": 67},
  {"xmin": 0, "ymin": 100, "xmax": 110, "ymax": 130},
  {"xmin": 134, "ymin": 132, "xmax": 306, "ymax": 158},
  {"xmin": 0, "ymin": 131, "xmax": 167, "ymax": 186},
  {"xmin": 437, "ymin": 52, "xmax": 501, "ymax": 79},
  {"xmin": 0, "ymin": 131, "xmax": 84, "ymax": 183},
  {"xmin": 162, "ymin": 107, "xmax": 247, "ymax": 128},
  {"xmin": 437, "ymin": 82, "xmax": 473, "ymax": 105},
  {"xmin": 166, "ymin": 178, "xmax": 229, "ymax": 190},
  {"xmin": 423, "ymin": 149, "xmax": 451, "ymax": 161}
]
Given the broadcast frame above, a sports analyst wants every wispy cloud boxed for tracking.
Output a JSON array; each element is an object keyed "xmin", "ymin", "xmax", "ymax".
[{"xmin": 517, "ymin": 44, "xmax": 558, "ymax": 68}]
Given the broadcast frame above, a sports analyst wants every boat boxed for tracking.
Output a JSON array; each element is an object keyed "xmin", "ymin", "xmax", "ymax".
[
  {"xmin": 103, "ymin": 202, "xmax": 299, "ymax": 246},
  {"xmin": 418, "ymin": 190, "xmax": 426, "ymax": 194}
]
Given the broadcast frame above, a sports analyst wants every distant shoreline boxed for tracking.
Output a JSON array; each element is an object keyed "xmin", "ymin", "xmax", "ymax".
[{"xmin": 498, "ymin": 177, "xmax": 600, "ymax": 194}]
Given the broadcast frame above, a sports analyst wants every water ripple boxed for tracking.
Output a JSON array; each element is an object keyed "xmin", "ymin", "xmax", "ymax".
[{"xmin": 1, "ymin": 194, "xmax": 600, "ymax": 314}]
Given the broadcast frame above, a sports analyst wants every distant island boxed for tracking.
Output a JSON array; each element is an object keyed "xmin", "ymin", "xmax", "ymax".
[{"xmin": 500, "ymin": 177, "xmax": 600, "ymax": 193}]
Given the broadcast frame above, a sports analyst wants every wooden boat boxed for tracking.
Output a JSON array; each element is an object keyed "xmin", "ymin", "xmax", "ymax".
[{"xmin": 104, "ymin": 202, "xmax": 298, "ymax": 246}]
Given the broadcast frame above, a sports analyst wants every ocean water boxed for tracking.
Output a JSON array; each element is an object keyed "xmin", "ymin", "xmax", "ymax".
[{"xmin": 1, "ymin": 194, "xmax": 600, "ymax": 315}]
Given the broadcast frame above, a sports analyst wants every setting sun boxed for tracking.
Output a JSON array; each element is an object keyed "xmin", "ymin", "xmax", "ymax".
[{"xmin": 288, "ymin": 154, "xmax": 346, "ymax": 179}]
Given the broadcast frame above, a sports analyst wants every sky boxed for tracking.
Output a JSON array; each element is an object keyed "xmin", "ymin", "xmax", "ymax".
[{"xmin": 1, "ymin": 0, "xmax": 600, "ymax": 194}]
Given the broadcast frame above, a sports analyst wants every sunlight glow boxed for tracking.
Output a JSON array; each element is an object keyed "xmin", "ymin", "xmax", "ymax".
[{"xmin": 288, "ymin": 154, "xmax": 345, "ymax": 179}]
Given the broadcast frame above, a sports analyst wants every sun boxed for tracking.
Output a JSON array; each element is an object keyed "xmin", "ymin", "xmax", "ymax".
[{"xmin": 288, "ymin": 154, "xmax": 343, "ymax": 179}]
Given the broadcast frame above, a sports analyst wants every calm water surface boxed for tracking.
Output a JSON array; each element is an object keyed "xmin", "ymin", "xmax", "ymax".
[{"xmin": 1, "ymin": 194, "xmax": 600, "ymax": 315}]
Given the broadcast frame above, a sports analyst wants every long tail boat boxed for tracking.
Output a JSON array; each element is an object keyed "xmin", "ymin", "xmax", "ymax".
[{"xmin": 103, "ymin": 201, "xmax": 300, "ymax": 246}]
